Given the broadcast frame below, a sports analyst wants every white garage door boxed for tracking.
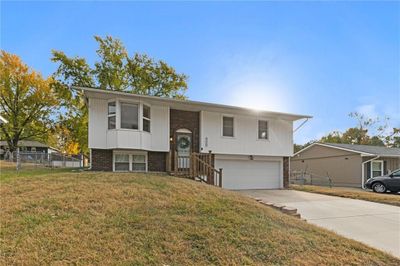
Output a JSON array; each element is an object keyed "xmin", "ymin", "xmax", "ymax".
[{"xmin": 215, "ymin": 159, "xmax": 281, "ymax": 190}]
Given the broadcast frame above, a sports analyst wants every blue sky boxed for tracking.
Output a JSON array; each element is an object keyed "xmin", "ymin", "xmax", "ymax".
[{"xmin": 1, "ymin": 1, "xmax": 399, "ymax": 144}]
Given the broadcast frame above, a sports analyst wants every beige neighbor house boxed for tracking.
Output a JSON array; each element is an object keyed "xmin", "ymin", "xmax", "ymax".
[{"xmin": 291, "ymin": 142, "xmax": 400, "ymax": 188}]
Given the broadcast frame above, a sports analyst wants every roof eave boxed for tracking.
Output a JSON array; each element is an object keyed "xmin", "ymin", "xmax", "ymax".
[{"xmin": 73, "ymin": 86, "xmax": 312, "ymax": 121}]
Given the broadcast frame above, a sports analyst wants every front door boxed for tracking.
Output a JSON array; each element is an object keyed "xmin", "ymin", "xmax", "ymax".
[{"xmin": 176, "ymin": 132, "xmax": 192, "ymax": 169}]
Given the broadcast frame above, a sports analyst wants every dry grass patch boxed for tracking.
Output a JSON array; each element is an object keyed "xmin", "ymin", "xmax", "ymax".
[
  {"xmin": 1, "ymin": 172, "xmax": 399, "ymax": 265},
  {"xmin": 291, "ymin": 184, "xmax": 400, "ymax": 207}
]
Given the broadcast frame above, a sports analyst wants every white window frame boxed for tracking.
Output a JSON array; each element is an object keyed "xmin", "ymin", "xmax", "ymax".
[
  {"xmin": 221, "ymin": 115, "xmax": 235, "ymax": 138},
  {"xmin": 370, "ymin": 160, "xmax": 383, "ymax": 178},
  {"xmin": 107, "ymin": 101, "xmax": 117, "ymax": 130},
  {"xmin": 257, "ymin": 120, "xmax": 269, "ymax": 140},
  {"xmin": 113, "ymin": 150, "xmax": 148, "ymax": 172},
  {"xmin": 142, "ymin": 104, "xmax": 151, "ymax": 133},
  {"xmin": 120, "ymin": 101, "xmax": 140, "ymax": 130}
]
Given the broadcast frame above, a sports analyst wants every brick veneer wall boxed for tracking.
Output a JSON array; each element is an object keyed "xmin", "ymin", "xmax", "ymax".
[
  {"xmin": 283, "ymin": 157, "xmax": 289, "ymax": 188},
  {"xmin": 148, "ymin": 152, "xmax": 167, "ymax": 172},
  {"xmin": 170, "ymin": 109, "xmax": 200, "ymax": 153},
  {"xmin": 91, "ymin": 149, "xmax": 113, "ymax": 171}
]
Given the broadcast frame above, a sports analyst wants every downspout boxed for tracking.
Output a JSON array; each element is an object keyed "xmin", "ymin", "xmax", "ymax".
[{"xmin": 361, "ymin": 155, "xmax": 380, "ymax": 189}]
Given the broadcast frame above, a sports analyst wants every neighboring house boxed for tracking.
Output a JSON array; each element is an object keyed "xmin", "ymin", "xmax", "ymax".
[
  {"xmin": 291, "ymin": 142, "xmax": 400, "ymax": 188},
  {"xmin": 0, "ymin": 140, "xmax": 58, "ymax": 155},
  {"xmin": 80, "ymin": 86, "xmax": 311, "ymax": 190}
]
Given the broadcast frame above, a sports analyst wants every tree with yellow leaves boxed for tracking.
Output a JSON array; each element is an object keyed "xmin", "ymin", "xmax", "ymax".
[{"xmin": 0, "ymin": 51, "xmax": 59, "ymax": 152}]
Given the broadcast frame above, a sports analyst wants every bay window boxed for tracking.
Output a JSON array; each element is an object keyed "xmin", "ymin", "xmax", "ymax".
[
  {"xmin": 108, "ymin": 102, "xmax": 116, "ymax": 129},
  {"xmin": 143, "ymin": 105, "xmax": 151, "ymax": 132},
  {"xmin": 120, "ymin": 102, "xmax": 139, "ymax": 129}
]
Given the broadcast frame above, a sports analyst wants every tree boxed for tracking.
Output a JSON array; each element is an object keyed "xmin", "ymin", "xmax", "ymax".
[
  {"xmin": 51, "ymin": 35, "xmax": 188, "ymax": 154},
  {"xmin": 0, "ymin": 51, "xmax": 58, "ymax": 151}
]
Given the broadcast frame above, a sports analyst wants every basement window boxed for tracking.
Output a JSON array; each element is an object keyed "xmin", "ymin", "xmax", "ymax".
[
  {"xmin": 114, "ymin": 152, "xmax": 147, "ymax": 172},
  {"xmin": 114, "ymin": 154, "xmax": 129, "ymax": 171}
]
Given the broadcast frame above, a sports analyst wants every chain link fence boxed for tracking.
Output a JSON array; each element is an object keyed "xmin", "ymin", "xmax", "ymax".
[
  {"xmin": 290, "ymin": 170, "xmax": 333, "ymax": 187},
  {"xmin": 3, "ymin": 150, "xmax": 84, "ymax": 170}
]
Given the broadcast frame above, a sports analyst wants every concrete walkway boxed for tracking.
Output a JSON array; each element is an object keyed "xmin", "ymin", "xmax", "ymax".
[{"xmin": 239, "ymin": 189, "xmax": 400, "ymax": 258}]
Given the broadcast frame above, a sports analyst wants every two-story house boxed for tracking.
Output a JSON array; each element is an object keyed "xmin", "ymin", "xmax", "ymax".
[{"xmin": 79, "ymin": 87, "xmax": 311, "ymax": 190}]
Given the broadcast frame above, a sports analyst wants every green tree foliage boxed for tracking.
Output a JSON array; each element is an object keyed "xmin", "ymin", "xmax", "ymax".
[
  {"xmin": 51, "ymin": 35, "xmax": 188, "ymax": 154},
  {"xmin": 295, "ymin": 112, "xmax": 398, "ymax": 151},
  {"xmin": 0, "ymin": 51, "xmax": 58, "ymax": 151}
]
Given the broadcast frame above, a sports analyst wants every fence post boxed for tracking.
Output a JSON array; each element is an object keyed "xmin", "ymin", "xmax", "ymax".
[
  {"xmin": 219, "ymin": 168, "xmax": 223, "ymax": 188},
  {"xmin": 16, "ymin": 148, "xmax": 20, "ymax": 172}
]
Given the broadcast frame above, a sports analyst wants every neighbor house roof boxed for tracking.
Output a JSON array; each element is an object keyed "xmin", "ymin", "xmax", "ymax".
[
  {"xmin": 74, "ymin": 86, "xmax": 312, "ymax": 121},
  {"xmin": 0, "ymin": 140, "xmax": 49, "ymax": 148},
  {"xmin": 294, "ymin": 142, "xmax": 400, "ymax": 157}
]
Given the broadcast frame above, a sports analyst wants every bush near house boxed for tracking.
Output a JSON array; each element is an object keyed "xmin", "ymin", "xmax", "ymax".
[{"xmin": 1, "ymin": 172, "xmax": 398, "ymax": 265}]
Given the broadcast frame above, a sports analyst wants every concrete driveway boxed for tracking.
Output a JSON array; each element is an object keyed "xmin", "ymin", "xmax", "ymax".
[{"xmin": 239, "ymin": 189, "xmax": 400, "ymax": 258}]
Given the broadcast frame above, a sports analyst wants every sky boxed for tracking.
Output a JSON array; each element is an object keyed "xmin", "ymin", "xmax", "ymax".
[{"xmin": 1, "ymin": 1, "xmax": 399, "ymax": 144}]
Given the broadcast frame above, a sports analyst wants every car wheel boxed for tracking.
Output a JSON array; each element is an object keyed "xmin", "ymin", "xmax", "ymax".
[{"xmin": 372, "ymin": 182, "xmax": 387, "ymax": 193}]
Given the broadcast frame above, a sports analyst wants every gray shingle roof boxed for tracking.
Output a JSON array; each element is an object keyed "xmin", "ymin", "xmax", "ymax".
[
  {"xmin": 321, "ymin": 143, "xmax": 400, "ymax": 157},
  {"xmin": 0, "ymin": 140, "xmax": 49, "ymax": 148}
]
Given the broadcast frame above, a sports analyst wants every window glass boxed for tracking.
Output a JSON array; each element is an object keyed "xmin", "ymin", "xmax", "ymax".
[
  {"xmin": 108, "ymin": 116, "xmax": 116, "ymax": 129},
  {"xmin": 108, "ymin": 102, "xmax": 116, "ymax": 129},
  {"xmin": 143, "ymin": 105, "xmax": 150, "ymax": 119},
  {"xmin": 258, "ymin": 120, "xmax": 268, "ymax": 139},
  {"xmin": 372, "ymin": 161, "xmax": 382, "ymax": 177},
  {"xmin": 143, "ymin": 119, "xmax": 150, "ymax": 132},
  {"xmin": 121, "ymin": 103, "xmax": 138, "ymax": 129},
  {"xmin": 392, "ymin": 170, "xmax": 400, "ymax": 177},
  {"xmin": 132, "ymin": 155, "xmax": 146, "ymax": 171},
  {"xmin": 108, "ymin": 102, "xmax": 116, "ymax": 115},
  {"xmin": 115, "ymin": 154, "xmax": 129, "ymax": 171},
  {"xmin": 223, "ymin": 116, "xmax": 234, "ymax": 137}
]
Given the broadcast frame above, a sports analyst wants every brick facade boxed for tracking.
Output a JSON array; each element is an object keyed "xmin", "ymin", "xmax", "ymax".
[
  {"xmin": 169, "ymin": 109, "xmax": 200, "ymax": 153},
  {"xmin": 91, "ymin": 149, "xmax": 113, "ymax": 171},
  {"xmin": 148, "ymin": 151, "xmax": 167, "ymax": 172},
  {"xmin": 283, "ymin": 157, "xmax": 289, "ymax": 188}
]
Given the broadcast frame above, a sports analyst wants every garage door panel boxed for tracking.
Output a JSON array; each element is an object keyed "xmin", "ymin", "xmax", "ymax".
[{"xmin": 215, "ymin": 159, "xmax": 281, "ymax": 190}]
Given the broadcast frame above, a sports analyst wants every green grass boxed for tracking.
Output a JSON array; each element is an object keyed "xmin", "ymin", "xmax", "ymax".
[
  {"xmin": 1, "ymin": 172, "xmax": 398, "ymax": 265},
  {"xmin": 291, "ymin": 184, "xmax": 400, "ymax": 207}
]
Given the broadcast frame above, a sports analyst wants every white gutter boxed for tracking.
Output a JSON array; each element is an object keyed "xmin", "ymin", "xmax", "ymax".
[
  {"xmin": 361, "ymin": 156, "xmax": 380, "ymax": 189},
  {"xmin": 293, "ymin": 118, "xmax": 309, "ymax": 133}
]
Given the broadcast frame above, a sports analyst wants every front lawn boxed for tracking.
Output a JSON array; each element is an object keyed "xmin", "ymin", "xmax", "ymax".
[
  {"xmin": 291, "ymin": 184, "xmax": 400, "ymax": 207},
  {"xmin": 1, "ymin": 172, "xmax": 398, "ymax": 265}
]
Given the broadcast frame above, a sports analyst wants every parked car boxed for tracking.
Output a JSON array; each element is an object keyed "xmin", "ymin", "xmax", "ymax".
[{"xmin": 365, "ymin": 168, "xmax": 400, "ymax": 193}]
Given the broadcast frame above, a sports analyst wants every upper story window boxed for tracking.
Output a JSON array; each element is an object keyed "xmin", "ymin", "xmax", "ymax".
[
  {"xmin": 143, "ymin": 105, "xmax": 151, "ymax": 132},
  {"xmin": 222, "ymin": 116, "xmax": 234, "ymax": 137},
  {"xmin": 258, "ymin": 120, "xmax": 268, "ymax": 140},
  {"xmin": 108, "ymin": 102, "xmax": 116, "ymax": 129},
  {"xmin": 121, "ymin": 102, "xmax": 139, "ymax": 129}
]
